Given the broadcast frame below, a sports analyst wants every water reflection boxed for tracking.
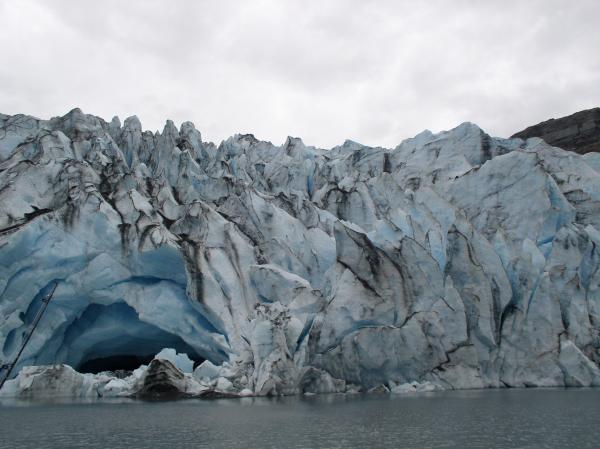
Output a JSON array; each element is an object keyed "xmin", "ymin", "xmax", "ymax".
[{"xmin": 1, "ymin": 388, "xmax": 599, "ymax": 448}]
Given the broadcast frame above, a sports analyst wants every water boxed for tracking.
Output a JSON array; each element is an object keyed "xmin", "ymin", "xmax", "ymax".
[{"xmin": 1, "ymin": 389, "xmax": 599, "ymax": 449}]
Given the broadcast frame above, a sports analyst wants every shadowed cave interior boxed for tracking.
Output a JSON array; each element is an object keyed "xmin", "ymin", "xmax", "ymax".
[{"xmin": 41, "ymin": 302, "xmax": 206, "ymax": 374}]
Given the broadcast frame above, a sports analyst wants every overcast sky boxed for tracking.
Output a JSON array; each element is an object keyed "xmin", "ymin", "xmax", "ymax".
[{"xmin": 1, "ymin": 0, "xmax": 599, "ymax": 148}]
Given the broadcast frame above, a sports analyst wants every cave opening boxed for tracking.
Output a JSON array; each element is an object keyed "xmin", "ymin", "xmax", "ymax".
[
  {"xmin": 49, "ymin": 302, "xmax": 207, "ymax": 374},
  {"xmin": 78, "ymin": 354, "xmax": 156, "ymax": 374}
]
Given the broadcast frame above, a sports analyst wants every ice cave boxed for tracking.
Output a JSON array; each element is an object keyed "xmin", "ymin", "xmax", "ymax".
[{"xmin": 7, "ymin": 299, "xmax": 207, "ymax": 374}]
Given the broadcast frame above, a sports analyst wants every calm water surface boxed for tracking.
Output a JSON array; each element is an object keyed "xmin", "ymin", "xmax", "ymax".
[{"xmin": 1, "ymin": 389, "xmax": 598, "ymax": 449}]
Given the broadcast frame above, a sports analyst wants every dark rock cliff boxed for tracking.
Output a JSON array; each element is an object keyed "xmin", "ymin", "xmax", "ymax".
[{"xmin": 512, "ymin": 108, "xmax": 600, "ymax": 154}]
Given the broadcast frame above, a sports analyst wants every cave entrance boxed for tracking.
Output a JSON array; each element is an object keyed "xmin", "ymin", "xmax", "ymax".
[
  {"xmin": 53, "ymin": 302, "xmax": 206, "ymax": 374},
  {"xmin": 78, "ymin": 354, "xmax": 156, "ymax": 374}
]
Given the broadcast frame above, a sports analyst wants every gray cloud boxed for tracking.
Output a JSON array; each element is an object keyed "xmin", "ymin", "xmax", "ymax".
[{"xmin": 1, "ymin": 0, "xmax": 599, "ymax": 148}]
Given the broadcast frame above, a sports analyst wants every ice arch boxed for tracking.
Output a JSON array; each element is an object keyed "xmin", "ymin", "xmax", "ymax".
[{"xmin": 34, "ymin": 302, "xmax": 208, "ymax": 373}]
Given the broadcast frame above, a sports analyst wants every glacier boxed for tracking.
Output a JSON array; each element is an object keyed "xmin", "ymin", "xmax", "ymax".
[{"xmin": 0, "ymin": 108, "xmax": 599, "ymax": 398}]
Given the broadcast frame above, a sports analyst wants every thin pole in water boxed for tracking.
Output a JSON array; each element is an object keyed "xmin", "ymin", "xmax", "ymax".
[{"xmin": 0, "ymin": 281, "xmax": 58, "ymax": 391}]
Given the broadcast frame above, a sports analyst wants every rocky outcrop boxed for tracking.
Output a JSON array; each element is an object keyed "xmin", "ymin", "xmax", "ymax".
[
  {"xmin": 512, "ymin": 107, "xmax": 600, "ymax": 154},
  {"xmin": 1, "ymin": 109, "xmax": 600, "ymax": 398}
]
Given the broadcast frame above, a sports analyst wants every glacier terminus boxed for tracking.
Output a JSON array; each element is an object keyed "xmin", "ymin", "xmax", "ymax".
[{"xmin": 1, "ymin": 108, "xmax": 599, "ymax": 398}]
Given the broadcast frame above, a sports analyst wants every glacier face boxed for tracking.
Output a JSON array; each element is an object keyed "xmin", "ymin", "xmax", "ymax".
[{"xmin": 1, "ymin": 108, "xmax": 600, "ymax": 397}]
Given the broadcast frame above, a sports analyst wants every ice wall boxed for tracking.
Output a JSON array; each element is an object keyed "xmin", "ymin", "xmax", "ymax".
[{"xmin": 1, "ymin": 109, "xmax": 599, "ymax": 397}]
